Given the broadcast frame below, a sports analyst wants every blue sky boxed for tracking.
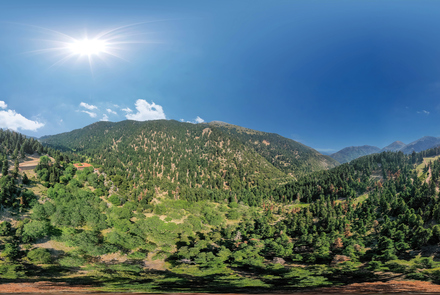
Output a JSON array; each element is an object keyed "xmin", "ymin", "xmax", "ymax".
[{"xmin": 1, "ymin": 1, "xmax": 440, "ymax": 153}]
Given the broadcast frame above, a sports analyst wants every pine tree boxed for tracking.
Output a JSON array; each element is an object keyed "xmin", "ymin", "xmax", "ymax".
[
  {"xmin": 2, "ymin": 159, "xmax": 8, "ymax": 176},
  {"xmin": 22, "ymin": 172, "xmax": 29, "ymax": 185}
]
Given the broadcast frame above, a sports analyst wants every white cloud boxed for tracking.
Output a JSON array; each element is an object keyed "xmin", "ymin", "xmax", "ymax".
[
  {"xmin": 0, "ymin": 110, "xmax": 44, "ymax": 131},
  {"xmin": 100, "ymin": 114, "xmax": 109, "ymax": 121},
  {"xmin": 195, "ymin": 116, "xmax": 204, "ymax": 123},
  {"xmin": 122, "ymin": 107, "xmax": 133, "ymax": 113},
  {"xmin": 423, "ymin": 110, "xmax": 430, "ymax": 115},
  {"xmin": 81, "ymin": 110, "xmax": 97, "ymax": 118},
  {"xmin": 113, "ymin": 104, "xmax": 119, "ymax": 108},
  {"xmin": 0, "ymin": 101, "xmax": 7, "ymax": 109},
  {"xmin": 80, "ymin": 102, "xmax": 98, "ymax": 110},
  {"xmin": 107, "ymin": 108, "xmax": 117, "ymax": 115},
  {"xmin": 125, "ymin": 99, "xmax": 166, "ymax": 121},
  {"xmin": 417, "ymin": 110, "xmax": 430, "ymax": 115},
  {"xmin": 185, "ymin": 116, "xmax": 205, "ymax": 124}
]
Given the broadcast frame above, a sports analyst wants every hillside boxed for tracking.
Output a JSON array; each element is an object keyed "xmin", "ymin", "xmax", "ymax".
[
  {"xmin": 40, "ymin": 120, "xmax": 295, "ymax": 204},
  {"xmin": 329, "ymin": 145, "xmax": 381, "ymax": 163},
  {"xmin": 41, "ymin": 120, "xmax": 338, "ymax": 183},
  {"xmin": 208, "ymin": 121, "xmax": 339, "ymax": 176}
]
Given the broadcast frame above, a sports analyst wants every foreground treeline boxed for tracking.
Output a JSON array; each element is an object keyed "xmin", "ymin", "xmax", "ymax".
[
  {"xmin": 2, "ymin": 140, "xmax": 440, "ymax": 291},
  {"xmin": 0, "ymin": 129, "xmax": 67, "ymax": 209}
]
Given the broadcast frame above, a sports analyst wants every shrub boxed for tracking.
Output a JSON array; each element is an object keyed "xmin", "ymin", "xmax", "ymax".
[
  {"xmin": 58, "ymin": 255, "xmax": 87, "ymax": 267},
  {"xmin": 0, "ymin": 221, "xmax": 12, "ymax": 236},
  {"xmin": 227, "ymin": 209, "xmax": 241, "ymax": 220},
  {"xmin": 23, "ymin": 220, "xmax": 50, "ymax": 241},
  {"xmin": 108, "ymin": 195, "xmax": 121, "ymax": 206},
  {"xmin": 128, "ymin": 251, "xmax": 147, "ymax": 260},
  {"xmin": 27, "ymin": 248, "xmax": 51, "ymax": 264}
]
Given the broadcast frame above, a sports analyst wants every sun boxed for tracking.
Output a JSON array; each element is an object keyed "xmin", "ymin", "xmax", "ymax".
[
  {"xmin": 26, "ymin": 23, "xmax": 153, "ymax": 70},
  {"xmin": 68, "ymin": 38, "xmax": 108, "ymax": 56}
]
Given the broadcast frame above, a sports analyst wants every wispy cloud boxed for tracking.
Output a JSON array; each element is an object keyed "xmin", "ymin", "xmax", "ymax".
[
  {"xmin": 122, "ymin": 107, "xmax": 133, "ymax": 113},
  {"xmin": 100, "ymin": 114, "xmax": 109, "ymax": 121},
  {"xmin": 107, "ymin": 108, "xmax": 117, "ymax": 115},
  {"xmin": 125, "ymin": 99, "xmax": 166, "ymax": 121},
  {"xmin": 417, "ymin": 110, "xmax": 430, "ymax": 115},
  {"xmin": 80, "ymin": 102, "xmax": 98, "ymax": 110},
  {"xmin": 81, "ymin": 110, "xmax": 97, "ymax": 118}
]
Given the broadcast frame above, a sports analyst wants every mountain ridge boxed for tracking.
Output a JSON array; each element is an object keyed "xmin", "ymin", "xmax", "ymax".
[{"xmin": 329, "ymin": 136, "xmax": 440, "ymax": 163}]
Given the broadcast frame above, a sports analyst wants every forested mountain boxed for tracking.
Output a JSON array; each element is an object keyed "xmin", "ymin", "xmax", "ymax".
[
  {"xmin": 40, "ymin": 120, "xmax": 293, "ymax": 205},
  {"xmin": 381, "ymin": 141, "xmax": 406, "ymax": 152},
  {"xmin": 208, "ymin": 121, "xmax": 339, "ymax": 175},
  {"xmin": 41, "ymin": 120, "xmax": 338, "ymax": 184},
  {"xmin": 400, "ymin": 136, "xmax": 440, "ymax": 154},
  {"xmin": 330, "ymin": 145, "xmax": 381, "ymax": 163}
]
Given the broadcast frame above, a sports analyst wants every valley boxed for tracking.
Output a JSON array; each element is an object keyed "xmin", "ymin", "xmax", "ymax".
[{"xmin": 2, "ymin": 122, "xmax": 440, "ymax": 292}]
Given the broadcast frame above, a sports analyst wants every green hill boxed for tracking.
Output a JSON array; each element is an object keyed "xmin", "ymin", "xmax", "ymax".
[
  {"xmin": 208, "ymin": 121, "xmax": 339, "ymax": 176},
  {"xmin": 40, "ymin": 120, "xmax": 292, "ymax": 203}
]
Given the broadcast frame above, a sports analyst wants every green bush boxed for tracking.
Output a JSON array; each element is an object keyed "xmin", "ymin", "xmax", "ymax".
[
  {"xmin": 27, "ymin": 248, "xmax": 51, "ymax": 264},
  {"xmin": 0, "ymin": 221, "xmax": 12, "ymax": 236},
  {"xmin": 127, "ymin": 251, "xmax": 147, "ymax": 260},
  {"xmin": 108, "ymin": 195, "xmax": 121, "ymax": 206},
  {"xmin": 406, "ymin": 272, "xmax": 428, "ymax": 280},
  {"xmin": 385, "ymin": 260, "xmax": 412, "ymax": 273},
  {"xmin": 23, "ymin": 220, "xmax": 51, "ymax": 240},
  {"xmin": 227, "ymin": 209, "xmax": 241, "ymax": 220},
  {"xmin": 58, "ymin": 255, "xmax": 87, "ymax": 267},
  {"xmin": 0, "ymin": 263, "xmax": 25, "ymax": 279},
  {"xmin": 154, "ymin": 204, "xmax": 167, "ymax": 215}
]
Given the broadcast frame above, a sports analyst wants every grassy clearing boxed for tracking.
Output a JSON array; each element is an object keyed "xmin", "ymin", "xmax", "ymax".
[
  {"xmin": 416, "ymin": 155, "xmax": 440, "ymax": 176},
  {"xmin": 354, "ymin": 193, "xmax": 368, "ymax": 205}
]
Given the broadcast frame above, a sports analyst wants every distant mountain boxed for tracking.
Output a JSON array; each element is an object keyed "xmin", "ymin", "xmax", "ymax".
[
  {"xmin": 381, "ymin": 141, "xmax": 406, "ymax": 152},
  {"xmin": 330, "ymin": 145, "xmax": 381, "ymax": 164},
  {"xmin": 400, "ymin": 136, "xmax": 440, "ymax": 154},
  {"xmin": 329, "ymin": 136, "xmax": 440, "ymax": 164}
]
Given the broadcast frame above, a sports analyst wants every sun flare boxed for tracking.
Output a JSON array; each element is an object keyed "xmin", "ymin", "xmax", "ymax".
[
  {"xmin": 68, "ymin": 39, "xmax": 108, "ymax": 56},
  {"xmin": 28, "ymin": 23, "xmax": 152, "ymax": 70}
]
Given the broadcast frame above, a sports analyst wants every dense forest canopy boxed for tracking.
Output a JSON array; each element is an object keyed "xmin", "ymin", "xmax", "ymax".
[{"xmin": 2, "ymin": 126, "xmax": 440, "ymax": 291}]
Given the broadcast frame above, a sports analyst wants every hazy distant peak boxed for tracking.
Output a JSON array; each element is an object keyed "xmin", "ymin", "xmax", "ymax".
[
  {"xmin": 329, "ymin": 145, "xmax": 381, "ymax": 164},
  {"xmin": 381, "ymin": 141, "xmax": 406, "ymax": 152}
]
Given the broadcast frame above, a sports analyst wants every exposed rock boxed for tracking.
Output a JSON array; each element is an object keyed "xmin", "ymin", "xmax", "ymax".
[
  {"xmin": 272, "ymin": 257, "xmax": 285, "ymax": 265},
  {"xmin": 332, "ymin": 254, "xmax": 350, "ymax": 264}
]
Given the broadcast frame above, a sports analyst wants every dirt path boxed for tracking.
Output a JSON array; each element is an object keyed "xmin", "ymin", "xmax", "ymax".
[
  {"xmin": 316, "ymin": 280, "xmax": 440, "ymax": 293},
  {"xmin": 423, "ymin": 158, "xmax": 433, "ymax": 184},
  {"xmin": 3, "ymin": 279, "xmax": 440, "ymax": 293},
  {"xmin": 0, "ymin": 281, "xmax": 94, "ymax": 293}
]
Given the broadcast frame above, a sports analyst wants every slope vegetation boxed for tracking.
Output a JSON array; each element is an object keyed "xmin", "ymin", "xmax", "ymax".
[{"xmin": 208, "ymin": 121, "xmax": 339, "ymax": 176}]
